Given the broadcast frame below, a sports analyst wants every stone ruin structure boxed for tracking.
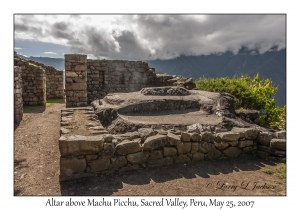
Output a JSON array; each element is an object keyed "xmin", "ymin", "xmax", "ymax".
[
  {"xmin": 14, "ymin": 66, "xmax": 23, "ymax": 123},
  {"xmin": 59, "ymin": 54, "xmax": 286, "ymax": 181},
  {"xmin": 64, "ymin": 54, "xmax": 195, "ymax": 107},
  {"xmin": 13, "ymin": 52, "xmax": 64, "ymax": 123}
]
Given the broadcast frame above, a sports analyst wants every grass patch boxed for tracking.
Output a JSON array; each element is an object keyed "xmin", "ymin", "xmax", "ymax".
[
  {"xmin": 46, "ymin": 98, "xmax": 64, "ymax": 107},
  {"xmin": 23, "ymin": 105, "xmax": 44, "ymax": 112},
  {"xmin": 275, "ymin": 163, "xmax": 286, "ymax": 179},
  {"xmin": 262, "ymin": 163, "xmax": 286, "ymax": 179},
  {"xmin": 21, "ymin": 117, "xmax": 29, "ymax": 123},
  {"xmin": 262, "ymin": 168, "xmax": 274, "ymax": 175}
]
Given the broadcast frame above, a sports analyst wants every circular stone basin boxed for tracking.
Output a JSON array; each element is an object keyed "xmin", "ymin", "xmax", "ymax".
[
  {"xmin": 118, "ymin": 108, "xmax": 220, "ymax": 125},
  {"xmin": 93, "ymin": 87, "xmax": 226, "ymax": 134}
]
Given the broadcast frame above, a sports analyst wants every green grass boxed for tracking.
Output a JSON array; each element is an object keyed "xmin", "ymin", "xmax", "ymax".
[
  {"xmin": 262, "ymin": 168, "xmax": 274, "ymax": 175},
  {"xmin": 275, "ymin": 163, "xmax": 286, "ymax": 179},
  {"xmin": 46, "ymin": 98, "xmax": 64, "ymax": 107},
  {"xmin": 23, "ymin": 105, "xmax": 44, "ymax": 112},
  {"xmin": 23, "ymin": 98, "xmax": 64, "ymax": 112},
  {"xmin": 21, "ymin": 117, "xmax": 29, "ymax": 123},
  {"xmin": 262, "ymin": 163, "xmax": 286, "ymax": 179}
]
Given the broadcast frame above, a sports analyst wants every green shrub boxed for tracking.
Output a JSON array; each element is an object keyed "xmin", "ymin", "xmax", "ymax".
[{"xmin": 195, "ymin": 74, "xmax": 286, "ymax": 130}]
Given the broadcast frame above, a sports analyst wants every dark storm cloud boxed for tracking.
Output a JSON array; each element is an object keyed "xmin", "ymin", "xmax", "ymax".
[
  {"xmin": 51, "ymin": 22, "xmax": 72, "ymax": 39},
  {"xmin": 14, "ymin": 14, "xmax": 286, "ymax": 60},
  {"xmin": 111, "ymin": 30, "xmax": 151, "ymax": 60},
  {"xmin": 14, "ymin": 23, "xmax": 29, "ymax": 32},
  {"xmin": 125, "ymin": 14, "xmax": 286, "ymax": 59},
  {"xmin": 53, "ymin": 22, "xmax": 68, "ymax": 31},
  {"xmin": 68, "ymin": 26, "xmax": 119, "ymax": 58}
]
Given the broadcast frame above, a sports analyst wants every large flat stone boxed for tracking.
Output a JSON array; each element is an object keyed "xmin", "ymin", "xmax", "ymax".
[
  {"xmin": 167, "ymin": 132, "xmax": 181, "ymax": 145},
  {"xmin": 191, "ymin": 143, "xmax": 199, "ymax": 154},
  {"xmin": 60, "ymin": 157, "xmax": 86, "ymax": 176},
  {"xmin": 205, "ymin": 148, "xmax": 222, "ymax": 160},
  {"xmin": 270, "ymin": 139, "xmax": 286, "ymax": 151},
  {"xmin": 238, "ymin": 140, "xmax": 253, "ymax": 148},
  {"xmin": 231, "ymin": 127, "xmax": 260, "ymax": 140},
  {"xmin": 174, "ymin": 154, "xmax": 191, "ymax": 164},
  {"xmin": 138, "ymin": 128, "xmax": 155, "ymax": 140},
  {"xmin": 222, "ymin": 147, "xmax": 242, "ymax": 157},
  {"xmin": 201, "ymin": 132, "xmax": 215, "ymax": 143},
  {"xmin": 214, "ymin": 141, "xmax": 229, "ymax": 150},
  {"xmin": 177, "ymin": 142, "xmax": 191, "ymax": 154},
  {"xmin": 257, "ymin": 132, "xmax": 275, "ymax": 146},
  {"xmin": 59, "ymin": 135, "xmax": 104, "ymax": 156},
  {"xmin": 270, "ymin": 148, "xmax": 286, "ymax": 157},
  {"xmin": 89, "ymin": 158, "xmax": 110, "ymax": 172},
  {"xmin": 181, "ymin": 132, "xmax": 191, "ymax": 142},
  {"xmin": 216, "ymin": 132, "xmax": 240, "ymax": 141},
  {"xmin": 198, "ymin": 141, "xmax": 213, "ymax": 154},
  {"xmin": 127, "ymin": 151, "xmax": 150, "ymax": 164},
  {"xmin": 115, "ymin": 141, "xmax": 142, "ymax": 155},
  {"xmin": 101, "ymin": 143, "xmax": 115, "ymax": 159},
  {"xmin": 149, "ymin": 150, "xmax": 163, "ymax": 160},
  {"xmin": 110, "ymin": 156, "xmax": 127, "ymax": 170},
  {"xmin": 276, "ymin": 131, "xmax": 286, "ymax": 139},
  {"xmin": 163, "ymin": 147, "xmax": 177, "ymax": 156},
  {"xmin": 143, "ymin": 135, "xmax": 168, "ymax": 150}
]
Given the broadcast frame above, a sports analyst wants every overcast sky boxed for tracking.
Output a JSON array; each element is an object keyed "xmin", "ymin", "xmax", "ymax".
[{"xmin": 14, "ymin": 14, "xmax": 286, "ymax": 60}]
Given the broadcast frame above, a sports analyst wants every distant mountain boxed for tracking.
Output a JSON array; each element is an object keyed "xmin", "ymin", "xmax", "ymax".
[
  {"xmin": 17, "ymin": 48, "xmax": 286, "ymax": 107},
  {"xmin": 27, "ymin": 56, "xmax": 65, "ymax": 70},
  {"xmin": 148, "ymin": 48, "xmax": 286, "ymax": 107}
]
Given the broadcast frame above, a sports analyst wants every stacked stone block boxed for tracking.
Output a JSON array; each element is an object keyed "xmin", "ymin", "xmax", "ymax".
[
  {"xmin": 59, "ymin": 107, "xmax": 286, "ymax": 181},
  {"xmin": 14, "ymin": 66, "xmax": 23, "ymax": 123},
  {"xmin": 256, "ymin": 130, "xmax": 286, "ymax": 159},
  {"xmin": 65, "ymin": 54, "xmax": 87, "ymax": 107},
  {"xmin": 45, "ymin": 66, "xmax": 64, "ymax": 99},
  {"xmin": 14, "ymin": 56, "xmax": 64, "ymax": 106},
  {"xmin": 14, "ymin": 58, "xmax": 46, "ymax": 105},
  {"xmin": 87, "ymin": 59, "xmax": 157, "ymax": 103}
]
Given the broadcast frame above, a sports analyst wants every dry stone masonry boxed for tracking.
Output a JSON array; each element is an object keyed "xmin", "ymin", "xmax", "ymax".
[
  {"xmin": 45, "ymin": 66, "xmax": 64, "ymax": 99},
  {"xmin": 65, "ymin": 54, "xmax": 88, "ymax": 108},
  {"xmin": 59, "ymin": 87, "xmax": 286, "ymax": 181},
  {"xmin": 13, "ymin": 53, "xmax": 64, "ymax": 123},
  {"xmin": 14, "ymin": 58, "xmax": 46, "ymax": 105},
  {"xmin": 14, "ymin": 66, "xmax": 23, "ymax": 123},
  {"xmin": 64, "ymin": 54, "xmax": 196, "ymax": 106}
]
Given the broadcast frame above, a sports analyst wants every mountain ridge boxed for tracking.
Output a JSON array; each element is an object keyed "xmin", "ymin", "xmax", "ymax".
[{"xmin": 16, "ymin": 48, "xmax": 286, "ymax": 106}]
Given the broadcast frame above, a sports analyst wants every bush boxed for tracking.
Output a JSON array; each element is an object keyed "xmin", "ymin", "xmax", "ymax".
[{"xmin": 195, "ymin": 74, "xmax": 286, "ymax": 130}]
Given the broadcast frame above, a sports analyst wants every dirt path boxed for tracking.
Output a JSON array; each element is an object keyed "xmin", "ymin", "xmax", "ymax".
[{"xmin": 14, "ymin": 102, "xmax": 286, "ymax": 196}]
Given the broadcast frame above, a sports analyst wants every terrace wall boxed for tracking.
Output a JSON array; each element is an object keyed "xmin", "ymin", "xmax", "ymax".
[
  {"xmin": 59, "ymin": 107, "xmax": 286, "ymax": 181},
  {"xmin": 14, "ymin": 58, "xmax": 46, "ymax": 105},
  {"xmin": 14, "ymin": 66, "xmax": 23, "ymax": 123}
]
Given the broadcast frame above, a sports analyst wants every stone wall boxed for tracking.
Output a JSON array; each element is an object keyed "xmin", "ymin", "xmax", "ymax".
[
  {"xmin": 22, "ymin": 59, "xmax": 64, "ymax": 99},
  {"xmin": 14, "ymin": 58, "xmax": 46, "ymax": 105},
  {"xmin": 45, "ymin": 66, "xmax": 64, "ymax": 99},
  {"xmin": 14, "ymin": 66, "xmax": 23, "ymax": 123},
  {"xmin": 14, "ymin": 55, "xmax": 64, "ymax": 107},
  {"xmin": 59, "ymin": 107, "xmax": 286, "ymax": 181},
  {"xmin": 87, "ymin": 59, "xmax": 157, "ymax": 103},
  {"xmin": 65, "ymin": 54, "xmax": 196, "ymax": 106},
  {"xmin": 65, "ymin": 54, "xmax": 87, "ymax": 108}
]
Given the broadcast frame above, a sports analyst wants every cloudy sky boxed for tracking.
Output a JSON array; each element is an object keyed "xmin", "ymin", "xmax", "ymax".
[{"xmin": 14, "ymin": 14, "xmax": 286, "ymax": 60}]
